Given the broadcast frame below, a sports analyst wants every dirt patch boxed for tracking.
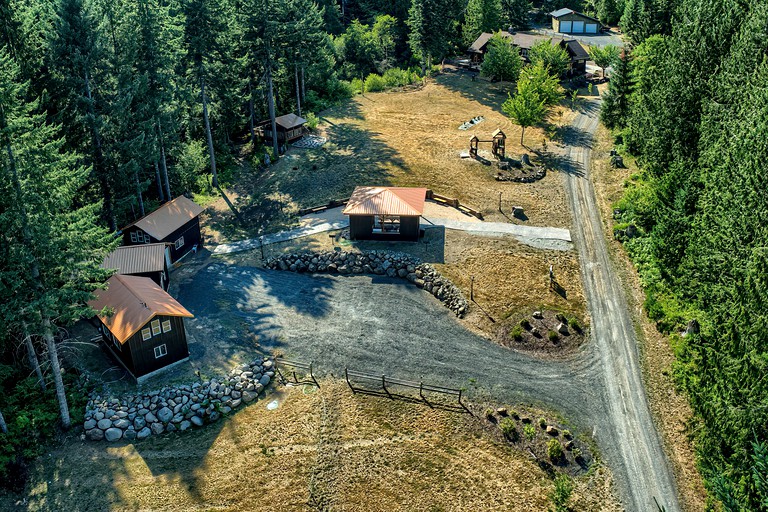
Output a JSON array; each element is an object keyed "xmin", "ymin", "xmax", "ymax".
[
  {"xmin": 590, "ymin": 124, "xmax": 707, "ymax": 510},
  {"xmin": 19, "ymin": 380, "xmax": 620, "ymax": 511}
]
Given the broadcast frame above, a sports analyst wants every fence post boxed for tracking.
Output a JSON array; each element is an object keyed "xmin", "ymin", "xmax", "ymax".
[
  {"xmin": 419, "ymin": 382, "xmax": 424, "ymax": 401},
  {"xmin": 346, "ymin": 368, "xmax": 354, "ymax": 393},
  {"xmin": 310, "ymin": 362, "xmax": 320, "ymax": 388},
  {"xmin": 382, "ymin": 375, "xmax": 391, "ymax": 398}
]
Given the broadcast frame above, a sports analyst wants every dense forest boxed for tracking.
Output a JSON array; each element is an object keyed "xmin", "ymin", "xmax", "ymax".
[
  {"xmin": 601, "ymin": 0, "xmax": 768, "ymax": 509},
  {"xmin": 1, "ymin": 0, "xmax": 766, "ymax": 508}
]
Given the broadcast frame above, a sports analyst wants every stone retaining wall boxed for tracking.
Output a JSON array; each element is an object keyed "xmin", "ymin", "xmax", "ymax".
[
  {"xmin": 264, "ymin": 250, "xmax": 469, "ymax": 317},
  {"xmin": 83, "ymin": 357, "xmax": 275, "ymax": 442}
]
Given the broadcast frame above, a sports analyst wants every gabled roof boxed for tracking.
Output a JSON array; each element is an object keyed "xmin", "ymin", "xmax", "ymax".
[
  {"xmin": 90, "ymin": 275, "xmax": 193, "ymax": 344},
  {"xmin": 564, "ymin": 39, "xmax": 589, "ymax": 60},
  {"xmin": 343, "ymin": 187, "xmax": 427, "ymax": 217},
  {"xmin": 101, "ymin": 244, "xmax": 168, "ymax": 275},
  {"xmin": 125, "ymin": 196, "xmax": 204, "ymax": 240},
  {"xmin": 549, "ymin": 8, "xmax": 601, "ymax": 23},
  {"xmin": 468, "ymin": 31, "xmax": 513, "ymax": 53},
  {"xmin": 275, "ymin": 113, "xmax": 307, "ymax": 130}
]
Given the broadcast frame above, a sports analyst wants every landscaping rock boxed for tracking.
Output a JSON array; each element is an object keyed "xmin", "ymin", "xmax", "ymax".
[
  {"xmin": 136, "ymin": 427, "xmax": 151, "ymax": 440},
  {"xmin": 532, "ymin": 311, "xmax": 543, "ymax": 319},
  {"xmin": 259, "ymin": 374, "xmax": 270, "ymax": 387},
  {"xmin": 150, "ymin": 422, "xmax": 164, "ymax": 435},
  {"xmin": 123, "ymin": 428, "xmax": 137, "ymax": 441},
  {"xmin": 157, "ymin": 407, "xmax": 173, "ymax": 423},
  {"xmin": 145, "ymin": 412, "xmax": 158, "ymax": 424},
  {"xmin": 556, "ymin": 323, "xmax": 569, "ymax": 335},
  {"xmin": 104, "ymin": 428, "xmax": 123, "ymax": 442},
  {"xmin": 242, "ymin": 391, "xmax": 258, "ymax": 403},
  {"xmin": 113, "ymin": 419, "xmax": 131, "ymax": 430},
  {"xmin": 84, "ymin": 419, "xmax": 97, "ymax": 430},
  {"xmin": 546, "ymin": 426, "xmax": 559, "ymax": 436},
  {"xmin": 179, "ymin": 420, "xmax": 192, "ymax": 431},
  {"xmin": 190, "ymin": 415, "xmax": 204, "ymax": 427},
  {"xmin": 87, "ymin": 428, "xmax": 104, "ymax": 441},
  {"xmin": 97, "ymin": 419, "xmax": 112, "ymax": 430}
]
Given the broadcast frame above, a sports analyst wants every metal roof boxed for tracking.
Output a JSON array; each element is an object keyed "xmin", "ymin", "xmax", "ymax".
[
  {"xmin": 275, "ymin": 113, "xmax": 307, "ymax": 130},
  {"xmin": 101, "ymin": 244, "xmax": 168, "ymax": 275},
  {"xmin": 549, "ymin": 8, "xmax": 601, "ymax": 23},
  {"xmin": 342, "ymin": 187, "xmax": 427, "ymax": 217},
  {"xmin": 89, "ymin": 275, "xmax": 193, "ymax": 344},
  {"xmin": 468, "ymin": 31, "xmax": 513, "ymax": 53},
  {"xmin": 126, "ymin": 196, "xmax": 204, "ymax": 240}
]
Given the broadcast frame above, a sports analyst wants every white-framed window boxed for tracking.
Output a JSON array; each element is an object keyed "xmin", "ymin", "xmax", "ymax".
[
  {"xmin": 114, "ymin": 337, "xmax": 121, "ymax": 351},
  {"xmin": 154, "ymin": 344, "xmax": 167, "ymax": 358},
  {"xmin": 162, "ymin": 320, "xmax": 172, "ymax": 333},
  {"xmin": 141, "ymin": 327, "xmax": 152, "ymax": 341},
  {"xmin": 174, "ymin": 236, "xmax": 184, "ymax": 249},
  {"xmin": 151, "ymin": 319, "xmax": 161, "ymax": 336},
  {"xmin": 130, "ymin": 232, "xmax": 138, "ymax": 243}
]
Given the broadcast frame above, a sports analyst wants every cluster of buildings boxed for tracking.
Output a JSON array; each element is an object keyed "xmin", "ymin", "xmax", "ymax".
[{"xmin": 90, "ymin": 196, "xmax": 204, "ymax": 383}]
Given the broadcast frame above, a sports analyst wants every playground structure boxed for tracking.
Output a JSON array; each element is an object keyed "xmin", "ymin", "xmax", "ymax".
[{"xmin": 469, "ymin": 129, "xmax": 506, "ymax": 160}]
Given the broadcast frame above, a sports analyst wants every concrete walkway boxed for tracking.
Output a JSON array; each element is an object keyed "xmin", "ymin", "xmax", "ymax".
[{"xmin": 212, "ymin": 204, "xmax": 573, "ymax": 255}]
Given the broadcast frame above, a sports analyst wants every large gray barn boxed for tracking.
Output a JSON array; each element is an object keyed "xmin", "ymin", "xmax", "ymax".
[{"xmin": 342, "ymin": 187, "xmax": 427, "ymax": 242}]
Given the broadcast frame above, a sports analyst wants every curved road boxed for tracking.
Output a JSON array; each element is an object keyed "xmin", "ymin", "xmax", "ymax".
[{"xmin": 563, "ymin": 99, "xmax": 681, "ymax": 511}]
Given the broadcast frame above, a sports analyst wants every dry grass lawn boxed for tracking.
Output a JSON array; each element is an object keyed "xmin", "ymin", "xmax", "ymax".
[
  {"xmin": 590, "ymin": 124, "xmax": 707, "ymax": 510},
  {"xmin": 22, "ymin": 381, "xmax": 619, "ymax": 511}
]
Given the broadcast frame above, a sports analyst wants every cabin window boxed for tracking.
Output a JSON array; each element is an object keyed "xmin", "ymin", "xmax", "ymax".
[
  {"xmin": 162, "ymin": 320, "xmax": 172, "ymax": 333},
  {"xmin": 373, "ymin": 215, "xmax": 401, "ymax": 234},
  {"xmin": 114, "ymin": 337, "xmax": 121, "ymax": 351},
  {"xmin": 151, "ymin": 319, "xmax": 161, "ymax": 336},
  {"xmin": 141, "ymin": 328, "xmax": 152, "ymax": 341},
  {"xmin": 175, "ymin": 236, "xmax": 184, "ymax": 249},
  {"xmin": 154, "ymin": 344, "xmax": 168, "ymax": 359},
  {"xmin": 130, "ymin": 232, "xmax": 137, "ymax": 243}
]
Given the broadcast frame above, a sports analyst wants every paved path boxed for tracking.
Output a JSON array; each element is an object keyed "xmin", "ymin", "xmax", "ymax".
[
  {"xmin": 563, "ymin": 100, "xmax": 681, "ymax": 511},
  {"xmin": 212, "ymin": 220, "xmax": 349, "ymax": 254}
]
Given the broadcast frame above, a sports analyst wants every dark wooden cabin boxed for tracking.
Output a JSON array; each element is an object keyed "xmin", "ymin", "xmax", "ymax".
[
  {"xmin": 259, "ymin": 113, "xmax": 307, "ymax": 144},
  {"xmin": 122, "ymin": 195, "xmax": 204, "ymax": 264},
  {"xmin": 101, "ymin": 243, "xmax": 171, "ymax": 290},
  {"xmin": 342, "ymin": 187, "xmax": 427, "ymax": 242},
  {"xmin": 89, "ymin": 274, "xmax": 194, "ymax": 383}
]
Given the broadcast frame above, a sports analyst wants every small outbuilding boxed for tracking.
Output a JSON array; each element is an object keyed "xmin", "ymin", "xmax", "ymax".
[
  {"xmin": 122, "ymin": 195, "xmax": 204, "ymax": 264},
  {"xmin": 342, "ymin": 187, "xmax": 427, "ymax": 242},
  {"xmin": 549, "ymin": 8, "xmax": 602, "ymax": 34},
  {"xmin": 89, "ymin": 274, "xmax": 194, "ymax": 383},
  {"xmin": 101, "ymin": 243, "xmax": 171, "ymax": 290},
  {"xmin": 259, "ymin": 113, "xmax": 307, "ymax": 144}
]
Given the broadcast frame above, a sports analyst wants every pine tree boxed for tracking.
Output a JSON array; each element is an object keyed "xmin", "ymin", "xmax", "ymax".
[
  {"xmin": 463, "ymin": 0, "xmax": 502, "ymax": 47},
  {"xmin": 501, "ymin": 0, "xmax": 532, "ymax": 30},
  {"xmin": 600, "ymin": 49, "xmax": 630, "ymax": 128}
]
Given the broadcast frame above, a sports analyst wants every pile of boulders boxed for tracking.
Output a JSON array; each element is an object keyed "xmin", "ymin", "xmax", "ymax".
[
  {"xmin": 265, "ymin": 250, "xmax": 469, "ymax": 317},
  {"xmin": 495, "ymin": 166, "xmax": 546, "ymax": 183},
  {"xmin": 83, "ymin": 357, "xmax": 275, "ymax": 442}
]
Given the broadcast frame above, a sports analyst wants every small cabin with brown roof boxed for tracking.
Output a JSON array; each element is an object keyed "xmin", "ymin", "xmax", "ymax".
[
  {"xmin": 342, "ymin": 187, "xmax": 427, "ymax": 242},
  {"xmin": 259, "ymin": 113, "xmax": 307, "ymax": 144},
  {"xmin": 122, "ymin": 196, "xmax": 204, "ymax": 264},
  {"xmin": 101, "ymin": 244, "xmax": 171, "ymax": 290},
  {"xmin": 90, "ymin": 275, "xmax": 194, "ymax": 383}
]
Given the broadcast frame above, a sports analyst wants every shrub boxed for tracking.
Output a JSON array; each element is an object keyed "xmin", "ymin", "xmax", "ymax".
[
  {"xmin": 520, "ymin": 318, "xmax": 531, "ymax": 330},
  {"xmin": 568, "ymin": 317, "xmax": 582, "ymax": 332},
  {"xmin": 485, "ymin": 408, "xmax": 495, "ymax": 420},
  {"xmin": 562, "ymin": 429, "xmax": 572, "ymax": 439},
  {"xmin": 511, "ymin": 325, "xmax": 523, "ymax": 341},
  {"xmin": 500, "ymin": 418, "xmax": 519, "ymax": 442},
  {"xmin": 364, "ymin": 73, "xmax": 386, "ymax": 92},
  {"xmin": 548, "ymin": 439, "xmax": 564, "ymax": 461},
  {"xmin": 549, "ymin": 474, "xmax": 574, "ymax": 511},
  {"xmin": 548, "ymin": 330, "xmax": 559, "ymax": 342},
  {"xmin": 539, "ymin": 417, "xmax": 548, "ymax": 428},
  {"xmin": 524, "ymin": 423, "xmax": 536, "ymax": 440},
  {"xmin": 305, "ymin": 112, "xmax": 319, "ymax": 131},
  {"xmin": 382, "ymin": 67, "xmax": 407, "ymax": 88},
  {"xmin": 350, "ymin": 78, "xmax": 364, "ymax": 94}
]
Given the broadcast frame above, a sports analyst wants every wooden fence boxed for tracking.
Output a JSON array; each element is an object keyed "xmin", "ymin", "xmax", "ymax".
[
  {"xmin": 344, "ymin": 368, "xmax": 470, "ymax": 413},
  {"xmin": 275, "ymin": 357, "xmax": 320, "ymax": 388},
  {"xmin": 426, "ymin": 189, "xmax": 484, "ymax": 220}
]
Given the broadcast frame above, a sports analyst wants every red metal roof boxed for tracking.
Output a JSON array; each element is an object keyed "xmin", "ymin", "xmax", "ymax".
[
  {"xmin": 89, "ymin": 275, "xmax": 193, "ymax": 344},
  {"xmin": 342, "ymin": 187, "xmax": 427, "ymax": 217},
  {"xmin": 124, "ymin": 196, "xmax": 204, "ymax": 240}
]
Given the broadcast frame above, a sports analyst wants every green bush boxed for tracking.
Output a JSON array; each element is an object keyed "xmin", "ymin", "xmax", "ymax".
[
  {"xmin": 539, "ymin": 417, "xmax": 548, "ymax": 428},
  {"xmin": 568, "ymin": 317, "xmax": 582, "ymax": 332},
  {"xmin": 305, "ymin": 112, "xmax": 319, "ymax": 131},
  {"xmin": 547, "ymin": 439, "xmax": 564, "ymax": 461},
  {"xmin": 520, "ymin": 318, "xmax": 531, "ymax": 330},
  {"xmin": 511, "ymin": 325, "xmax": 523, "ymax": 341},
  {"xmin": 549, "ymin": 474, "xmax": 574, "ymax": 511},
  {"xmin": 499, "ymin": 418, "xmax": 519, "ymax": 441},
  {"xmin": 524, "ymin": 423, "xmax": 536, "ymax": 440},
  {"xmin": 350, "ymin": 78, "xmax": 364, "ymax": 94},
  {"xmin": 548, "ymin": 330, "xmax": 559, "ymax": 342},
  {"xmin": 382, "ymin": 67, "xmax": 409, "ymax": 88},
  {"xmin": 364, "ymin": 73, "xmax": 386, "ymax": 92}
]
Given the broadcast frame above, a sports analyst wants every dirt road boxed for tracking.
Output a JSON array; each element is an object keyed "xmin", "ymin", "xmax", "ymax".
[{"xmin": 562, "ymin": 100, "xmax": 681, "ymax": 511}]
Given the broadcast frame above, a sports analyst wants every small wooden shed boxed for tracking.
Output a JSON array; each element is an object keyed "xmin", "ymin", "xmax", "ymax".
[
  {"xmin": 101, "ymin": 244, "xmax": 171, "ymax": 290},
  {"xmin": 549, "ymin": 8, "xmax": 602, "ymax": 34},
  {"xmin": 122, "ymin": 196, "xmax": 204, "ymax": 264},
  {"xmin": 342, "ymin": 187, "xmax": 427, "ymax": 242},
  {"xmin": 89, "ymin": 275, "xmax": 194, "ymax": 383},
  {"xmin": 260, "ymin": 113, "xmax": 307, "ymax": 144}
]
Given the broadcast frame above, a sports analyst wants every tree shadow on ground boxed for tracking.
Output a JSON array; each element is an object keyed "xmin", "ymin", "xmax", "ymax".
[
  {"xmin": 534, "ymin": 149, "xmax": 585, "ymax": 177},
  {"xmin": 552, "ymin": 124, "xmax": 594, "ymax": 149},
  {"xmin": 435, "ymin": 68, "xmax": 512, "ymax": 115}
]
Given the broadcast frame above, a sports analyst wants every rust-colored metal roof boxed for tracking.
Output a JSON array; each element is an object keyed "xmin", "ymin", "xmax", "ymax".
[
  {"xmin": 89, "ymin": 275, "xmax": 193, "ymax": 344},
  {"xmin": 101, "ymin": 244, "xmax": 168, "ymax": 275},
  {"xmin": 126, "ymin": 196, "xmax": 204, "ymax": 240},
  {"xmin": 275, "ymin": 113, "xmax": 307, "ymax": 130},
  {"xmin": 342, "ymin": 187, "xmax": 427, "ymax": 217}
]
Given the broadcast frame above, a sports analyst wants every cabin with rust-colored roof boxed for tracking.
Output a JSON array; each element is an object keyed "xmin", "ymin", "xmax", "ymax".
[
  {"xmin": 122, "ymin": 195, "xmax": 204, "ymax": 264},
  {"xmin": 342, "ymin": 187, "xmax": 427, "ymax": 242},
  {"xmin": 101, "ymin": 243, "xmax": 171, "ymax": 290},
  {"xmin": 258, "ymin": 113, "xmax": 307, "ymax": 144},
  {"xmin": 90, "ymin": 274, "xmax": 193, "ymax": 383}
]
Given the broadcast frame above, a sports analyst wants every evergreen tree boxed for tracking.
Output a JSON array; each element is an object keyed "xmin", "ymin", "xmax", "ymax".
[
  {"xmin": 462, "ymin": 0, "xmax": 502, "ymax": 47},
  {"xmin": 500, "ymin": 0, "xmax": 531, "ymax": 30},
  {"xmin": 600, "ymin": 49, "xmax": 630, "ymax": 128},
  {"xmin": 407, "ymin": 0, "xmax": 460, "ymax": 73}
]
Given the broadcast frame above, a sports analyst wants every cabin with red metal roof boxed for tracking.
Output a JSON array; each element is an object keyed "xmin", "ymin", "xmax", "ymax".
[{"xmin": 342, "ymin": 187, "xmax": 427, "ymax": 242}]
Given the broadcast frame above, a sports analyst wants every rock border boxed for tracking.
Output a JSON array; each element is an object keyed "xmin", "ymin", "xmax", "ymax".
[
  {"xmin": 83, "ymin": 357, "xmax": 275, "ymax": 442},
  {"xmin": 264, "ymin": 250, "xmax": 469, "ymax": 317}
]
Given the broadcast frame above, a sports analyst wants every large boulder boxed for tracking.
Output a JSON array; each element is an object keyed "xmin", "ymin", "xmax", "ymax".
[
  {"xmin": 259, "ymin": 374, "xmax": 271, "ymax": 387},
  {"xmin": 136, "ymin": 427, "xmax": 152, "ymax": 440},
  {"xmin": 157, "ymin": 407, "xmax": 173, "ymax": 423},
  {"xmin": 97, "ymin": 418, "xmax": 112, "ymax": 430},
  {"xmin": 87, "ymin": 428, "xmax": 105, "ymax": 441},
  {"xmin": 150, "ymin": 422, "xmax": 164, "ymax": 435},
  {"xmin": 113, "ymin": 419, "xmax": 131, "ymax": 430},
  {"xmin": 190, "ymin": 415, "xmax": 204, "ymax": 427},
  {"xmin": 104, "ymin": 428, "xmax": 123, "ymax": 442}
]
